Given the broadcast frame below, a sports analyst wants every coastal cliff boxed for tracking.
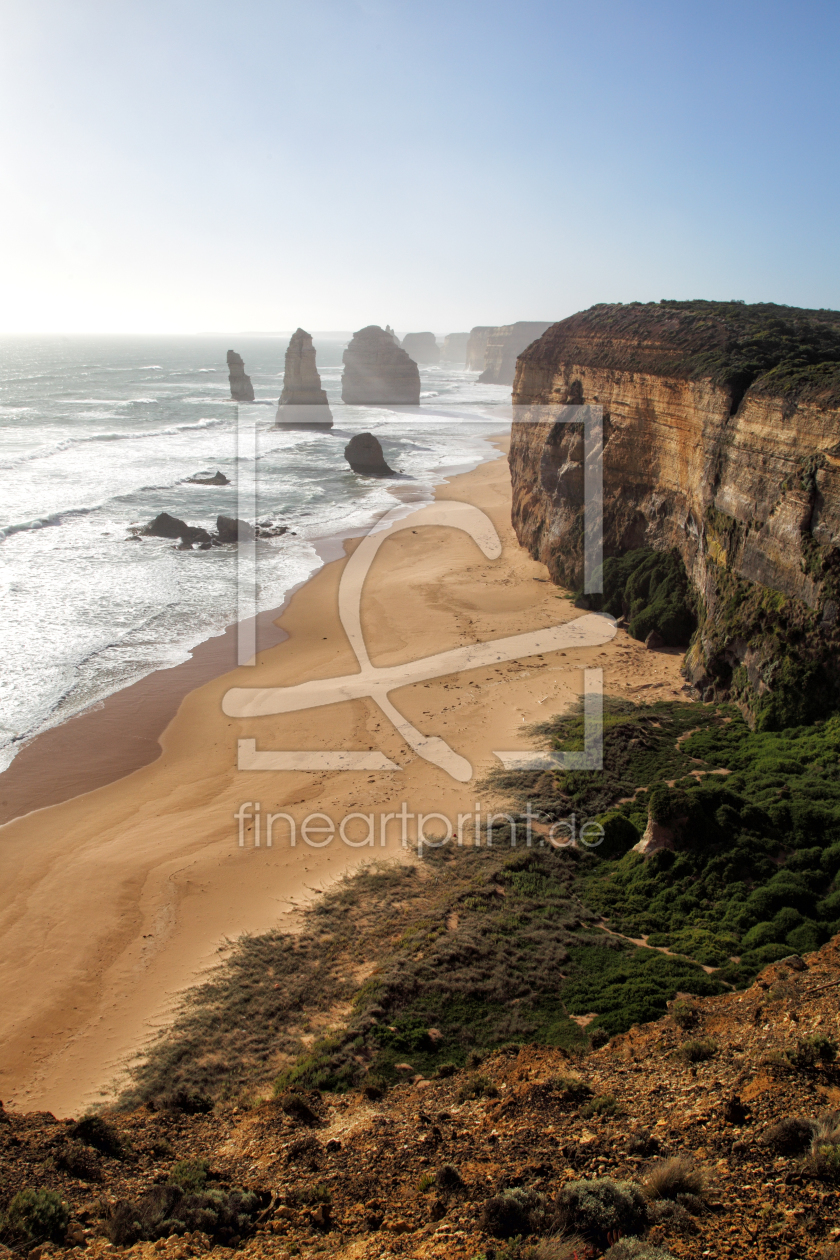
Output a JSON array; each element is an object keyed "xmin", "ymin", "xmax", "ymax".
[
  {"xmin": 479, "ymin": 321, "xmax": 552, "ymax": 385},
  {"xmin": 509, "ymin": 300, "xmax": 840, "ymax": 724}
]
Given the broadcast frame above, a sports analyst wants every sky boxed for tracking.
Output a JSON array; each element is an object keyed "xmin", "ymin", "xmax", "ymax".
[{"xmin": 0, "ymin": 0, "xmax": 838, "ymax": 334}]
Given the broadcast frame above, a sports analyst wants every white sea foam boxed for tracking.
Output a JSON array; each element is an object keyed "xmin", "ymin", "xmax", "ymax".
[{"xmin": 0, "ymin": 334, "xmax": 510, "ymax": 773}]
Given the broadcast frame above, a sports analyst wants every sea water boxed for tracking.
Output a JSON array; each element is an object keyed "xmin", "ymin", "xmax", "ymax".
[{"xmin": 0, "ymin": 334, "xmax": 510, "ymax": 773}]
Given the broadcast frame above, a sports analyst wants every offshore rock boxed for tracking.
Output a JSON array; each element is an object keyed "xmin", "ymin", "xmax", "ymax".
[
  {"xmin": 478, "ymin": 322, "xmax": 553, "ymax": 385},
  {"xmin": 466, "ymin": 326, "xmax": 493, "ymax": 372},
  {"xmin": 216, "ymin": 515, "xmax": 255, "ymax": 543},
  {"xmin": 227, "ymin": 350, "xmax": 255, "ymax": 402},
  {"xmin": 441, "ymin": 332, "xmax": 470, "ymax": 364},
  {"xmin": 401, "ymin": 332, "xmax": 440, "ymax": 364},
  {"xmin": 142, "ymin": 513, "xmax": 212, "ymax": 548},
  {"xmin": 186, "ymin": 470, "xmax": 230, "ymax": 485},
  {"xmin": 344, "ymin": 432, "xmax": 396, "ymax": 477},
  {"xmin": 275, "ymin": 328, "xmax": 333, "ymax": 428},
  {"xmin": 341, "ymin": 326, "xmax": 420, "ymax": 405},
  {"xmin": 509, "ymin": 300, "xmax": 840, "ymax": 723}
]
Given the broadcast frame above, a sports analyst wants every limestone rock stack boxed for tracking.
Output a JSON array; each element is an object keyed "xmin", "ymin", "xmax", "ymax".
[
  {"xmin": 275, "ymin": 328, "xmax": 333, "ymax": 428},
  {"xmin": 478, "ymin": 322, "xmax": 553, "ymax": 385},
  {"xmin": 341, "ymin": 326, "xmax": 421, "ymax": 405},
  {"xmin": 401, "ymin": 332, "xmax": 440, "ymax": 364},
  {"xmin": 344, "ymin": 432, "xmax": 396, "ymax": 477},
  {"xmin": 227, "ymin": 350, "xmax": 255, "ymax": 402},
  {"xmin": 440, "ymin": 333, "xmax": 470, "ymax": 364},
  {"xmin": 466, "ymin": 327, "xmax": 493, "ymax": 372}
]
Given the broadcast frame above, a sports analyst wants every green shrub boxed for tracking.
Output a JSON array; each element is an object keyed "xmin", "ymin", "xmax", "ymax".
[
  {"xmin": 556, "ymin": 1178, "xmax": 648, "ymax": 1246},
  {"xmin": 68, "ymin": 1113, "xmax": 124, "ymax": 1157},
  {"xmin": 580, "ymin": 1093, "xmax": 620, "ymax": 1118},
  {"xmin": 788, "ymin": 1034, "xmax": 838, "ymax": 1069},
  {"xmin": 7, "ymin": 1189, "xmax": 69, "ymax": 1243},
  {"xmin": 107, "ymin": 1185, "xmax": 259, "ymax": 1245},
  {"xmin": 479, "ymin": 1187, "xmax": 548, "ymax": 1239},
  {"xmin": 457, "ymin": 1073, "xmax": 499, "ymax": 1102},
  {"xmin": 577, "ymin": 548, "xmax": 696, "ymax": 647},
  {"xmin": 679, "ymin": 1038, "xmax": 718, "ymax": 1063},
  {"xmin": 596, "ymin": 813, "xmax": 641, "ymax": 860},
  {"xmin": 169, "ymin": 1157, "xmax": 211, "ymax": 1193},
  {"xmin": 761, "ymin": 1116, "xmax": 814, "ymax": 1153},
  {"xmin": 435, "ymin": 1164, "xmax": 465, "ymax": 1194},
  {"xmin": 669, "ymin": 999, "xmax": 698, "ymax": 1030},
  {"xmin": 57, "ymin": 1139, "xmax": 102, "ymax": 1181},
  {"xmin": 604, "ymin": 1240, "xmax": 678, "ymax": 1260}
]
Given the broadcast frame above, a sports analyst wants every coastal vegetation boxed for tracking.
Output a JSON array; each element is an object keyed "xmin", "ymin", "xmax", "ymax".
[
  {"xmin": 575, "ymin": 547, "xmax": 696, "ymax": 646},
  {"xmin": 569, "ymin": 299, "xmax": 840, "ymax": 405}
]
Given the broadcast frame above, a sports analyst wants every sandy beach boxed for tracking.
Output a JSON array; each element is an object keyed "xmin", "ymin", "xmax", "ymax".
[{"xmin": 0, "ymin": 439, "xmax": 689, "ymax": 1118}]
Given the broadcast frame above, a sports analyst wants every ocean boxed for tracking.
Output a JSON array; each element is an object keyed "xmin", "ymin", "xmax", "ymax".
[{"xmin": 0, "ymin": 334, "xmax": 509, "ymax": 774}]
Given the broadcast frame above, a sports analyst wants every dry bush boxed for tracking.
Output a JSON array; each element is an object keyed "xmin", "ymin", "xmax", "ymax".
[
  {"xmin": 643, "ymin": 1157, "xmax": 708, "ymax": 1203},
  {"xmin": 521, "ymin": 1236, "xmax": 588, "ymax": 1260},
  {"xmin": 761, "ymin": 1116, "xmax": 814, "ymax": 1154}
]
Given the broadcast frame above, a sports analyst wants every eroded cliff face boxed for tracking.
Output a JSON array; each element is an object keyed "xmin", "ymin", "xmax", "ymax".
[
  {"xmin": 509, "ymin": 302, "xmax": 840, "ymax": 717},
  {"xmin": 478, "ymin": 321, "xmax": 552, "ymax": 385}
]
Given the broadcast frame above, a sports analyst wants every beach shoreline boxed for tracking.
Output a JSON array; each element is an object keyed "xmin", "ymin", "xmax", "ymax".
[
  {"xmin": 0, "ymin": 445, "xmax": 500, "ymax": 828},
  {"xmin": 0, "ymin": 440, "xmax": 690, "ymax": 1117}
]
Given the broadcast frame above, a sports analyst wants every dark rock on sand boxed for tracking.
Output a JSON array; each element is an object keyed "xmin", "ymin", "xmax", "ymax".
[
  {"xmin": 341, "ymin": 326, "xmax": 420, "ymax": 405},
  {"xmin": 344, "ymin": 433, "xmax": 396, "ymax": 477},
  {"xmin": 227, "ymin": 350, "xmax": 255, "ymax": 402},
  {"xmin": 187, "ymin": 471, "xmax": 230, "ymax": 485},
  {"xmin": 275, "ymin": 328, "xmax": 333, "ymax": 428},
  {"xmin": 216, "ymin": 515, "xmax": 256, "ymax": 543},
  {"xmin": 401, "ymin": 332, "xmax": 440, "ymax": 364}
]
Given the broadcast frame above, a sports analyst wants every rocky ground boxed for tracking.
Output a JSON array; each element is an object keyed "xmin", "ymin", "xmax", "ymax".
[{"xmin": 3, "ymin": 943, "xmax": 840, "ymax": 1260}]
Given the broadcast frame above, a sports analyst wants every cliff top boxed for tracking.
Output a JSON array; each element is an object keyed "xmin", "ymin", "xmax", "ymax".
[{"xmin": 520, "ymin": 300, "xmax": 840, "ymax": 407}]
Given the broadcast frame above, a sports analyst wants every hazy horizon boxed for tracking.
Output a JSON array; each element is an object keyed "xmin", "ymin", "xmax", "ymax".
[{"xmin": 1, "ymin": 0, "xmax": 838, "ymax": 334}]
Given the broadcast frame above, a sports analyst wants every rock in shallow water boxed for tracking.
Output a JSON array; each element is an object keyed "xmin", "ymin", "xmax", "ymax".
[
  {"xmin": 275, "ymin": 328, "xmax": 333, "ymax": 428},
  {"xmin": 344, "ymin": 432, "xmax": 396, "ymax": 477},
  {"xmin": 227, "ymin": 350, "xmax": 255, "ymax": 402},
  {"xmin": 186, "ymin": 470, "xmax": 230, "ymax": 485},
  {"xmin": 341, "ymin": 326, "xmax": 420, "ymax": 405},
  {"xmin": 216, "ymin": 515, "xmax": 255, "ymax": 543}
]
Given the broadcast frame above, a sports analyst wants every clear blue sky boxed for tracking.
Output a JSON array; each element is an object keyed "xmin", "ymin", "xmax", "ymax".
[{"xmin": 1, "ymin": 0, "xmax": 838, "ymax": 333}]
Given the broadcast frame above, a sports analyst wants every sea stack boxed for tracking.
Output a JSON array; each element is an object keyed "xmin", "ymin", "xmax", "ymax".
[
  {"xmin": 440, "ymin": 332, "xmax": 469, "ymax": 364},
  {"xmin": 401, "ymin": 332, "xmax": 440, "ymax": 364},
  {"xmin": 227, "ymin": 350, "xmax": 255, "ymax": 402},
  {"xmin": 341, "ymin": 326, "xmax": 421, "ymax": 405},
  {"xmin": 344, "ymin": 432, "xmax": 396, "ymax": 477},
  {"xmin": 275, "ymin": 328, "xmax": 333, "ymax": 428}
]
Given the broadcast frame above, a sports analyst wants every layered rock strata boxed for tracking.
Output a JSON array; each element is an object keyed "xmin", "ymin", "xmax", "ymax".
[
  {"xmin": 400, "ymin": 332, "xmax": 440, "ymax": 364},
  {"xmin": 226, "ymin": 350, "xmax": 254, "ymax": 402},
  {"xmin": 275, "ymin": 328, "xmax": 333, "ymax": 428},
  {"xmin": 466, "ymin": 326, "xmax": 493, "ymax": 371},
  {"xmin": 440, "ymin": 332, "xmax": 470, "ymax": 364},
  {"xmin": 509, "ymin": 300, "xmax": 840, "ymax": 719},
  {"xmin": 478, "ymin": 321, "xmax": 553, "ymax": 385},
  {"xmin": 344, "ymin": 432, "xmax": 395, "ymax": 477},
  {"xmin": 341, "ymin": 326, "xmax": 421, "ymax": 405}
]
